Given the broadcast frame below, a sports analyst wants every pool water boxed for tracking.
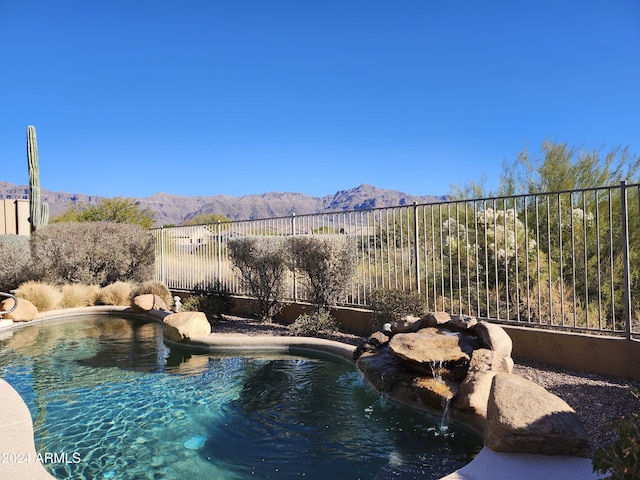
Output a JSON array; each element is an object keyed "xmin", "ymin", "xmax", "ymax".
[{"xmin": 0, "ymin": 316, "xmax": 482, "ymax": 479}]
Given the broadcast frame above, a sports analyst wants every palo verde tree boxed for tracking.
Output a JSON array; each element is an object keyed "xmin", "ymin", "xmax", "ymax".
[{"xmin": 449, "ymin": 140, "xmax": 640, "ymax": 326}]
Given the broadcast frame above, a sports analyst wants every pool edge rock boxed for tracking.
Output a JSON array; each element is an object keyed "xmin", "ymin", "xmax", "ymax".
[{"xmin": 355, "ymin": 312, "xmax": 590, "ymax": 456}]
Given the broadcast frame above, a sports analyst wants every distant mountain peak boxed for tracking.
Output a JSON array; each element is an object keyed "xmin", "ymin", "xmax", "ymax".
[{"xmin": 0, "ymin": 182, "xmax": 447, "ymax": 226}]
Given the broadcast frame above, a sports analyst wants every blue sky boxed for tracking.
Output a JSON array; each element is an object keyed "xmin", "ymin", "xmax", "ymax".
[{"xmin": 1, "ymin": 1, "xmax": 638, "ymax": 199}]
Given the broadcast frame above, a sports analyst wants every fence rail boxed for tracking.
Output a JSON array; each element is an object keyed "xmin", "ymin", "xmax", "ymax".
[{"xmin": 152, "ymin": 182, "xmax": 640, "ymax": 339}]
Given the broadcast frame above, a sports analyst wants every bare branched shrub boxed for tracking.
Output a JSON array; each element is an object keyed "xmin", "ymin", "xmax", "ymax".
[
  {"xmin": 60, "ymin": 284, "xmax": 101, "ymax": 308},
  {"xmin": 0, "ymin": 235, "xmax": 31, "ymax": 292},
  {"xmin": 97, "ymin": 281, "xmax": 135, "ymax": 306},
  {"xmin": 14, "ymin": 281, "xmax": 62, "ymax": 311},
  {"xmin": 286, "ymin": 235, "xmax": 357, "ymax": 313},
  {"xmin": 228, "ymin": 237, "xmax": 289, "ymax": 322},
  {"xmin": 132, "ymin": 280, "xmax": 173, "ymax": 309},
  {"xmin": 30, "ymin": 222, "xmax": 155, "ymax": 287}
]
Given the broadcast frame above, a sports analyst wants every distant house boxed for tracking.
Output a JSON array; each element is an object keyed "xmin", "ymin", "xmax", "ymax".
[{"xmin": 166, "ymin": 225, "xmax": 216, "ymax": 253}]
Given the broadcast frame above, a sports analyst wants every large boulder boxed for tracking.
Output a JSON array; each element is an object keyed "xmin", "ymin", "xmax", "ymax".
[
  {"xmin": 163, "ymin": 312, "xmax": 211, "ymax": 342},
  {"xmin": 1, "ymin": 297, "xmax": 38, "ymax": 322},
  {"xmin": 473, "ymin": 321, "xmax": 513, "ymax": 358},
  {"xmin": 484, "ymin": 373, "xmax": 590, "ymax": 457},
  {"xmin": 131, "ymin": 294, "xmax": 168, "ymax": 313},
  {"xmin": 455, "ymin": 349, "xmax": 513, "ymax": 420}
]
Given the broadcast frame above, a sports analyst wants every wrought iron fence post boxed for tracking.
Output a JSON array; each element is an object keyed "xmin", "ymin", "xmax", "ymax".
[
  {"xmin": 413, "ymin": 202, "xmax": 420, "ymax": 293},
  {"xmin": 291, "ymin": 213, "xmax": 298, "ymax": 300},
  {"xmin": 620, "ymin": 181, "xmax": 632, "ymax": 340},
  {"xmin": 217, "ymin": 221, "xmax": 222, "ymax": 283},
  {"xmin": 159, "ymin": 226, "xmax": 166, "ymax": 286}
]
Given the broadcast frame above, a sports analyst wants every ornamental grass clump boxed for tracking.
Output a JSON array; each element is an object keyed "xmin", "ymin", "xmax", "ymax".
[
  {"xmin": 60, "ymin": 284, "xmax": 101, "ymax": 308},
  {"xmin": 97, "ymin": 281, "xmax": 135, "ymax": 306},
  {"xmin": 14, "ymin": 281, "xmax": 62, "ymax": 312}
]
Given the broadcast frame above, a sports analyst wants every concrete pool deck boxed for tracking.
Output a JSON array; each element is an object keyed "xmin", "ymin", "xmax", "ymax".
[{"xmin": 0, "ymin": 308, "xmax": 605, "ymax": 479}]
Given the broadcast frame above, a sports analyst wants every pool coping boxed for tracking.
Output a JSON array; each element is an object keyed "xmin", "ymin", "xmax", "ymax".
[{"xmin": 0, "ymin": 307, "xmax": 604, "ymax": 480}]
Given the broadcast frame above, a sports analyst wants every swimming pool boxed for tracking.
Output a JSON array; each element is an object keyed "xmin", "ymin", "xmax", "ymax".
[{"xmin": 0, "ymin": 316, "xmax": 482, "ymax": 479}]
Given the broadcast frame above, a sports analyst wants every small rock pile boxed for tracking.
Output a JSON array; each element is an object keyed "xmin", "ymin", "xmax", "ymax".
[{"xmin": 354, "ymin": 312, "xmax": 591, "ymax": 457}]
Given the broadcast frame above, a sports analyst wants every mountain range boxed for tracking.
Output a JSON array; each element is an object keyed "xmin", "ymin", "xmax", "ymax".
[{"xmin": 0, "ymin": 181, "xmax": 447, "ymax": 226}]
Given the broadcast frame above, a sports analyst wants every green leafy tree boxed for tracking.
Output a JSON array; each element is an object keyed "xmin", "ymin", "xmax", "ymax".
[{"xmin": 52, "ymin": 197, "xmax": 155, "ymax": 228}]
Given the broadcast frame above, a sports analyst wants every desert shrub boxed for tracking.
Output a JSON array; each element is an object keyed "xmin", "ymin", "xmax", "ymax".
[
  {"xmin": 286, "ymin": 235, "xmax": 358, "ymax": 313},
  {"xmin": 369, "ymin": 288, "xmax": 427, "ymax": 330},
  {"xmin": 0, "ymin": 235, "xmax": 31, "ymax": 292},
  {"xmin": 132, "ymin": 280, "xmax": 173, "ymax": 310},
  {"xmin": 592, "ymin": 387, "xmax": 640, "ymax": 480},
  {"xmin": 60, "ymin": 284, "xmax": 101, "ymax": 308},
  {"xmin": 289, "ymin": 311, "xmax": 339, "ymax": 337},
  {"xmin": 14, "ymin": 281, "xmax": 62, "ymax": 311},
  {"xmin": 97, "ymin": 281, "xmax": 135, "ymax": 306},
  {"xmin": 228, "ymin": 237, "xmax": 289, "ymax": 322},
  {"xmin": 180, "ymin": 296, "xmax": 201, "ymax": 312},
  {"xmin": 182, "ymin": 281, "xmax": 233, "ymax": 321},
  {"xmin": 29, "ymin": 222, "xmax": 155, "ymax": 287}
]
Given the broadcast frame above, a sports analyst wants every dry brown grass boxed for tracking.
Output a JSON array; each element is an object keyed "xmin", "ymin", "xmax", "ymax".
[
  {"xmin": 14, "ymin": 281, "xmax": 63, "ymax": 311},
  {"xmin": 60, "ymin": 284, "xmax": 101, "ymax": 308},
  {"xmin": 97, "ymin": 281, "xmax": 135, "ymax": 306}
]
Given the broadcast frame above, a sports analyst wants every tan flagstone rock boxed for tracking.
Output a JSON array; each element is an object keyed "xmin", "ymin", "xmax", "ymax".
[
  {"xmin": 455, "ymin": 349, "xmax": 513, "ymax": 420},
  {"xmin": 163, "ymin": 311, "xmax": 211, "ymax": 342},
  {"xmin": 473, "ymin": 321, "xmax": 513, "ymax": 358},
  {"xmin": 484, "ymin": 373, "xmax": 590, "ymax": 457},
  {"xmin": 1, "ymin": 297, "xmax": 38, "ymax": 322},
  {"xmin": 132, "ymin": 294, "xmax": 168, "ymax": 313}
]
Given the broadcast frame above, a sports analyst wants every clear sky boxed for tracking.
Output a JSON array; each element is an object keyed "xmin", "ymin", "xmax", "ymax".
[{"xmin": 1, "ymin": 1, "xmax": 638, "ymax": 199}]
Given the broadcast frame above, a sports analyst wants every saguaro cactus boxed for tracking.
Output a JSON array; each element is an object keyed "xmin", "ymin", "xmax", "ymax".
[{"xmin": 27, "ymin": 125, "xmax": 49, "ymax": 233}]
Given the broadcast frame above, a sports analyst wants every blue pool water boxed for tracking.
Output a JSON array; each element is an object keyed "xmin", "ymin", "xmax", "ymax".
[{"xmin": 0, "ymin": 316, "xmax": 482, "ymax": 479}]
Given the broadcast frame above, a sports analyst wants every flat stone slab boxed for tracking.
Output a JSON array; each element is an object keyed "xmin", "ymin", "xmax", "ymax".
[{"xmin": 389, "ymin": 327, "xmax": 473, "ymax": 368}]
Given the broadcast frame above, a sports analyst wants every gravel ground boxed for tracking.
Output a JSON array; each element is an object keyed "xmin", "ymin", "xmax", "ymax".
[{"xmin": 211, "ymin": 315, "xmax": 639, "ymax": 453}]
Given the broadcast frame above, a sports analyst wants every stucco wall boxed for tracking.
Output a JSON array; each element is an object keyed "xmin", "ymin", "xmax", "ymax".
[{"xmin": 501, "ymin": 325, "xmax": 640, "ymax": 381}]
